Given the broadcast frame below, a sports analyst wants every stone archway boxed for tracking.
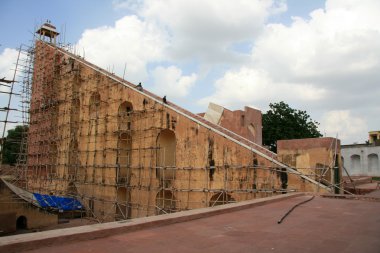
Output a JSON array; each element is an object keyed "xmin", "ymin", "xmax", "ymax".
[
  {"xmin": 156, "ymin": 190, "xmax": 176, "ymax": 214},
  {"xmin": 157, "ymin": 129, "xmax": 176, "ymax": 167},
  {"xmin": 156, "ymin": 129, "xmax": 176, "ymax": 181},
  {"xmin": 16, "ymin": 216, "xmax": 27, "ymax": 230},
  {"xmin": 209, "ymin": 192, "xmax": 235, "ymax": 207},
  {"xmin": 118, "ymin": 101, "xmax": 133, "ymax": 131}
]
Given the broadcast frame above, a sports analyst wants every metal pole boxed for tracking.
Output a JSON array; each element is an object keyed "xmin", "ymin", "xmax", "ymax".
[{"xmin": 0, "ymin": 45, "xmax": 22, "ymax": 164}]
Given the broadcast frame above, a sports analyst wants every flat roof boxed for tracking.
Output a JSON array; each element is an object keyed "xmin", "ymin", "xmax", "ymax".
[
  {"xmin": 341, "ymin": 143, "xmax": 374, "ymax": 148},
  {"xmin": 2, "ymin": 193, "xmax": 380, "ymax": 253}
]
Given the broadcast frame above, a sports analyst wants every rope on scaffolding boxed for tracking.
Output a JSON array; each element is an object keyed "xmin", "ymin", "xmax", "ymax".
[{"xmin": 277, "ymin": 195, "xmax": 315, "ymax": 224}]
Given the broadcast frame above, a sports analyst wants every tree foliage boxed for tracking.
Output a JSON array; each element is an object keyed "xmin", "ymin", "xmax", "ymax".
[
  {"xmin": 2, "ymin": 125, "xmax": 28, "ymax": 165},
  {"xmin": 263, "ymin": 101, "xmax": 322, "ymax": 152}
]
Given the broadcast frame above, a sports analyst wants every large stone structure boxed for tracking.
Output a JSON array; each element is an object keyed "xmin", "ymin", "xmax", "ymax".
[
  {"xmin": 277, "ymin": 137, "xmax": 342, "ymax": 194},
  {"xmin": 21, "ymin": 25, "xmax": 331, "ymax": 222},
  {"xmin": 202, "ymin": 103, "xmax": 262, "ymax": 145}
]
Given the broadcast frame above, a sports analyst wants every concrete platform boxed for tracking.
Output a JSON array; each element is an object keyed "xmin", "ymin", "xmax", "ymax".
[
  {"xmin": 2, "ymin": 193, "xmax": 380, "ymax": 253},
  {"xmin": 366, "ymin": 189, "xmax": 380, "ymax": 198},
  {"xmin": 345, "ymin": 181, "xmax": 380, "ymax": 195}
]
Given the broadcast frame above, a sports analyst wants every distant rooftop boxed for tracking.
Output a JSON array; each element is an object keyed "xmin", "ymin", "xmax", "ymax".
[{"xmin": 35, "ymin": 22, "xmax": 59, "ymax": 39}]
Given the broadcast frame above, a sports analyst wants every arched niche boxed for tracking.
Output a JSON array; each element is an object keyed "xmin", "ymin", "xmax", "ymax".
[
  {"xmin": 116, "ymin": 187, "xmax": 131, "ymax": 220},
  {"xmin": 209, "ymin": 192, "xmax": 235, "ymax": 207},
  {"xmin": 16, "ymin": 216, "xmax": 27, "ymax": 230},
  {"xmin": 368, "ymin": 154, "xmax": 379, "ymax": 173},
  {"xmin": 350, "ymin": 154, "xmax": 361, "ymax": 172},
  {"xmin": 156, "ymin": 129, "xmax": 176, "ymax": 181},
  {"xmin": 156, "ymin": 190, "xmax": 176, "ymax": 214},
  {"xmin": 118, "ymin": 101, "xmax": 133, "ymax": 131},
  {"xmin": 118, "ymin": 133, "xmax": 132, "ymax": 183},
  {"xmin": 157, "ymin": 129, "xmax": 176, "ymax": 167}
]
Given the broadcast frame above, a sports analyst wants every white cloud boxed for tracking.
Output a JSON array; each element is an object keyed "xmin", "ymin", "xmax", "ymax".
[
  {"xmin": 0, "ymin": 48, "xmax": 24, "ymax": 134},
  {"xmin": 112, "ymin": 0, "xmax": 144, "ymax": 11},
  {"xmin": 199, "ymin": 0, "xmax": 380, "ymax": 143},
  {"xmin": 137, "ymin": 0, "xmax": 286, "ymax": 63},
  {"xmin": 75, "ymin": 0, "xmax": 289, "ymax": 100},
  {"xmin": 74, "ymin": 0, "xmax": 380, "ymax": 144},
  {"xmin": 199, "ymin": 67, "xmax": 326, "ymax": 108},
  {"xmin": 320, "ymin": 110, "xmax": 367, "ymax": 144},
  {"xmin": 76, "ymin": 15, "xmax": 168, "ymax": 83},
  {"xmin": 82, "ymin": 0, "xmax": 286, "ymax": 82},
  {"xmin": 0, "ymin": 48, "xmax": 19, "ymax": 92},
  {"xmin": 151, "ymin": 66, "xmax": 197, "ymax": 98},
  {"xmin": 252, "ymin": 0, "xmax": 380, "ymax": 85}
]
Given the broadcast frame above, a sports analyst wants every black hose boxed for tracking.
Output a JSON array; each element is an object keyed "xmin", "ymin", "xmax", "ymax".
[{"xmin": 277, "ymin": 195, "xmax": 315, "ymax": 224}]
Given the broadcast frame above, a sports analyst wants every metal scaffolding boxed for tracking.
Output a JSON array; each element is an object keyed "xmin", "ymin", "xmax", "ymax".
[{"xmin": 0, "ymin": 28, "xmax": 345, "ymax": 226}]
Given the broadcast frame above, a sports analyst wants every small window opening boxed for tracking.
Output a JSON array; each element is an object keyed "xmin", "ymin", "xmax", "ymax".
[{"xmin": 16, "ymin": 216, "xmax": 27, "ymax": 230}]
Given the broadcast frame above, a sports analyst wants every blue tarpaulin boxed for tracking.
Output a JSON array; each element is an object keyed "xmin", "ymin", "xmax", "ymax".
[{"xmin": 33, "ymin": 193, "xmax": 83, "ymax": 211}]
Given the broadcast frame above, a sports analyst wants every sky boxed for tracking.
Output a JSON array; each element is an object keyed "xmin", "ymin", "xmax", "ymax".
[{"xmin": 0, "ymin": 0, "xmax": 379, "ymax": 145}]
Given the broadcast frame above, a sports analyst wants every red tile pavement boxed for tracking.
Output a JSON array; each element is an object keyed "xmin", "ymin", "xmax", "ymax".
[
  {"xmin": 20, "ymin": 195, "xmax": 380, "ymax": 253},
  {"xmin": 366, "ymin": 189, "xmax": 380, "ymax": 198}
]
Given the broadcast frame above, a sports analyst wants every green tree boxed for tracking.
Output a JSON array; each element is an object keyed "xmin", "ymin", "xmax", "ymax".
[
  {"xmin": 263, "ymin": 101, "xmax": 322, "ymax": 152},
  {"xmin": 2, "ymin": 125, "xmax": 28, "ymax": 165}
]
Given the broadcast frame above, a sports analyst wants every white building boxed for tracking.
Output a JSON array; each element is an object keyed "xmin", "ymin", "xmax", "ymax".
[{"xmin": 341, "ymin": 140, "xmax": 380, "ymax": 177}]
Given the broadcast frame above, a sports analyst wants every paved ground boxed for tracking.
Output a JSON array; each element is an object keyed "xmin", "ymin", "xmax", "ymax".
[
  {"xmin": 366, "ymin": 189, "xmax": 380, "ymax": 198},
  {"xmin": 344, "ymin": 178, "xmax": 380, "ymax": 195},
  {"xmin": 357, "ymin": 182, "xmax": 380, "ymax": 189},
  {"xmin": 22, "ymin": 195, "xmax": 380, "ymax": 253}
]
